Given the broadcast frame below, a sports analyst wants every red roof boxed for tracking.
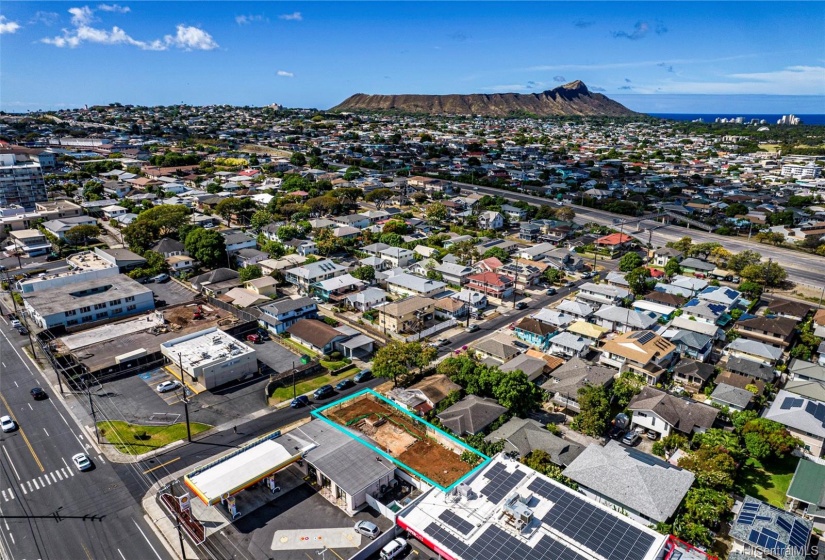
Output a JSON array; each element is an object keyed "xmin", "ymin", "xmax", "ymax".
[
  {"xmin": 468, "ymin": 272, "xmax": 512, "ymax": 287},
  {"xmin": 239, "ymin": 169, "xmax": 260, "ymax": 176},
  {"xmin": 595, "ymin": 233, "xmax": 633, "ymax": 246},
  {"xmin": 647, "ymin": 267, "xmax": 665, "ymax": 278}
]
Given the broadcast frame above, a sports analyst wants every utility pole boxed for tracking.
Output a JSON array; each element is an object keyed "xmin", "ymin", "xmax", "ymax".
[
  {"xmin": 178, "ymin": 352, "xmax": 191, "ymax": 442},
  {"xmin": 292, "ymin": 360, "xmax": 296, "ymax": 399},
  {"xmin": 169, "ymin": 481, "xmax": 188, "ymax": 560},
  {"xmin": 83, "ymin": 377, "xmax": 100, "ymax": 443}
]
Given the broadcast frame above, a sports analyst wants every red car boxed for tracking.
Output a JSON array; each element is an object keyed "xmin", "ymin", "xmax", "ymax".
[{"xmin": 246, "ymin": 334, "xmax": 263, "ymax": 344}]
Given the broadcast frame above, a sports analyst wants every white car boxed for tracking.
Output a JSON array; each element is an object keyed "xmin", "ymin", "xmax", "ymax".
[
  {"xmin": 72, "ymin": 453, "xmax": 92, "ymax": 471},
  {"xmin": 156, "ymin": 380, "xmax": 182, "ymax": 393},
  {"xmin": 354, "ymin": 520, "xmax": 380, "ymax": 539},
  {"xmin": 0, "ymin": 416, "xmax": 16, "ymax": 433},
  {"xmin": 380, "ymin": 538, "xmax": 407, "ymax": 560},
  {"xmin": 10, "ymin": 319, "xmax": 21, "ymax": 329}
]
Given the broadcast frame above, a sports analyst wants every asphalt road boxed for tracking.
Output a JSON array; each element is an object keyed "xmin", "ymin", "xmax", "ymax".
[
  {"xmin": 457, "ymin": 180, "xmax": 825, "ymax": 288},
  {"xmin": 0, "ymin": 316, "xmax": 170, "ymax": 560}
]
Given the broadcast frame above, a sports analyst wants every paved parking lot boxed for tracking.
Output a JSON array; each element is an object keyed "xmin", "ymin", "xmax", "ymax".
[
  {"xmin": 246, "ymin": 339, "xmax": 302, "ymax": 374},
  {"xmin": 226, "ymin": 483, "xmax": 392, "ymax": 560},
  {"xmin": 149, "ymin": 279, "xmax": 197, "ymax": 307}
]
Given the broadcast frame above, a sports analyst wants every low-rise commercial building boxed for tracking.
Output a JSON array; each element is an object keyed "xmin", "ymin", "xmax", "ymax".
[{"xmin": 160, "ymin": 327, "xmax": 257, "ymax": 390}]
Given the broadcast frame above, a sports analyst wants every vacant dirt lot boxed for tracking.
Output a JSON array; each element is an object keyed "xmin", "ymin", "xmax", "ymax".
[{"xmin": 325, "ymin": 395, "xmax": 475, "ymax": 487}]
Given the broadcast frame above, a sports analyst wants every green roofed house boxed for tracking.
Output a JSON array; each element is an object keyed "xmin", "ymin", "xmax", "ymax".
[{"xmin": 787, "ymin": 459, "xmax": 825, "ymax": 522}]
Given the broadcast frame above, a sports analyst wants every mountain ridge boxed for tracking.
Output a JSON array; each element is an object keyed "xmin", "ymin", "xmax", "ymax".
[{"xmin": 332, "ymin": 81, "xmax": 638, "ymax": 117}]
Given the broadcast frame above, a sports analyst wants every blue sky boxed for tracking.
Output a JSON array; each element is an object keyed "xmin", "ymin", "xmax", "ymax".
[{"xmin": 1, "ymin": 2, "xmax": 824, "ymax": 113}]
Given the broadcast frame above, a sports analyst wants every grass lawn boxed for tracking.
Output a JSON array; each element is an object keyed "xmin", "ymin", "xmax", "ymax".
[
  {"xmin": 279, "ymin": 337, "xmax": 318, "ymax": 357},
  {"xmin": 271, "ymin": 372, "xmax": 338, "ymax": 403},
  {"xmin": 98, "ymin": 420, "xmax": 212, "ymax": 455},
  {"xmin": 320, "ymin": 359, "xmax": 351, "ymax": 370},
  {"xmin": 735, "ymin": 455, "xmax": 799, "ymax": 508}
]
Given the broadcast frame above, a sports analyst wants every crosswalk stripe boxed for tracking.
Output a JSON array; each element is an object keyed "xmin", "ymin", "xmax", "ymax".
[
  {"xmin": 8, "ymin": 489, "xmax": 13, "ymax": 501},
  {"xmin": 2, "ymin": 491, "xmax": 6, "ymax": 502},
  {"xmin": 51, "ymin": 472, "xmax": 58, "ymax": 483},
  {"xmin": 32, "ymin": 479, "xmax": 39, "ymax": 490},
  {"xmin": 67, "ymin": 467, "xmax": 75, "ymax": 477},
  {"xmin": 43, "ymin": 475, "xmax": 51, "ymax": 486},
  {"xmin": 21, "ymin": 483, "xmax": 28, "ymax": 494},
  {"xmin": 55, "ymin": 470, "xmax": 63, "ymax": 481}
]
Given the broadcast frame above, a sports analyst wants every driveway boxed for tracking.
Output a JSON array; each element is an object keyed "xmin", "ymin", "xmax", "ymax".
[{"xmin": 242, "ymin": 339, "xmax": 302, "ymax": 375}]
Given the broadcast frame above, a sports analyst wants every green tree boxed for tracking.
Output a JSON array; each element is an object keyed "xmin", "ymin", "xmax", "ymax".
[
  {"xmin": 137, "ymin": 204, "xmax": 190, "ymax": 238},
  {"xmin": 669, "ymin": 236, "xmax": 693, "ymax": 254},
  {"xmin": 64, "ymin": 224, "xmax": 100, "ymax": 246},
  {"xmin": 664, "ymin": 258, "xmax": 681, "ymax": 277},
  {"xmin": 364, "ymin": 188, "xmax": 394, "ymax": 209},
  {"xmin": 331, "ymin": 187, "xmax": 363, "ymax": 207},
  {"xmin": 314, "ymin": 227, "xmax": 339, "ymax": 256},
  {"xmin": 214, "ymin": 197, "xmax": 256, "ymax": 224},
  {"xmin": 351, "ymin": 265, "xmax": 376, "ymax": 282},
  {"xmin": 521, "ymin": 450, "xmax": 577, "ymax": 488},
  {"xmin": 682, "ymin": 487, "xmax": 733, "ymax": 526},
  {"xmin": 382, "ymin": 220, "xmax": 410, "ymax": 235},
  {"xmin": 692, "ymin": 428, "xmax": 745, "ymax": 462},
  {"xmin": 123, "ymin": 220, "xmax": 161, "ymax": 253},
  {"xmin": 677, "ymin": 446, "xmax": 736, "ymax": 490},
  {"xmin": 741, "ymin": 418, "xmax": 801, "ymax": 459},
  {"xmin": 250, "ymin": 210, "xmax": 274, "ymax": 232},
  {"xmin": 625, "ymin": 266, "xmax": 652, "ymax": 295},
  {"xmin": 343, "ymin": 166, "xmax": 361, "ymax": 181},
  {"xmin": 492, "ymin": 371, "xmax": 543, "ymax": 417},
  {"xmin": 542, "ymin": 268, "xmax": 564, "ymax": 285},
  {"xmin": 727, "ymin": 249, "xmax": 762, "ymax": 273},
  {"xmin": 482, "ymin": 247, "xmax": 510, "ymax": 262},
  {"xmin": 185, "ymin": 228, "xmax": 227, "ymax": 269},
  {"xmin": 379, "ymin": 233, "xmax": 404, "ymax": 247},
  {"xmin": 450, "ymin": 240, "xmax": 480, "ymax": 266},
  {"xmin": 372, "ymin": 341, "xmax": 437, "ymax": 387},
  {"xmin": 425, "ymin": 202, "xmax": 448, "ymax": 224},
  {"xmin": 611, "ymin": 372, "xmax": 645, "ymax": 408},
  {"xmin": 289, "ymin": 152, "xmax": 307, "ymax": 166},
  {"xmin": 572, "ymin": 385, "xmax": 611, "ymax": 437},
  {"xmin": 238, "ymin": 265, "xmax": 262, "ymax": 282},
  {"xmin": 619, "ymin": 252, "xmax": 643, "ymax": 272}
]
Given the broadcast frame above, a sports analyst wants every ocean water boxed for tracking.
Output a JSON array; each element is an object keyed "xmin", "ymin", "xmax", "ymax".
[{"xmin": 648, "ymin": 113, "xmax": 825, "ymax": 126}]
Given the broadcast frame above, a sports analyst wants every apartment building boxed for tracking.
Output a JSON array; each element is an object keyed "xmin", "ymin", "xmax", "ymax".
[{"xmin": 0, "ymin": 153, "xmax": 47, "ymax": 209}]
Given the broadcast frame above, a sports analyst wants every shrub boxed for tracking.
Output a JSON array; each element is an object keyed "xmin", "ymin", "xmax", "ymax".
[
  {"xmin": 134, "ymin": 430, "xmax": 150, "ymax": 441},
  {"xmin": 330, "ymin": 351, "xmax": 342, "ymax": 360}
]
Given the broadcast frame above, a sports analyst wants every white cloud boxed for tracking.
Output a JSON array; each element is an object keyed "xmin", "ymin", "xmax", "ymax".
[
  {"xmin": 0, "ymin": 16, "xmax": 21, "ymax": 34},
  {"xmin": 652, "ymin": 66, "xmax": 825, "ymax": 96},
  {"xmin": 164, "ymin": 25, "xmax": 218, "ymax": 51},
  {"xmin": 42, "ymin": 7, "xmax": 218, "ymax": 51},
  {"xmin": 277, "ymin": 70, "xmax": 294, "ymax": 77},
  {"xmin": 97, "ymin": 4, "xmax": 130, "ymax": 13},
  {"xmin": 278, "ymin": 12, "xmax": 302, "ymax": 21},
  {"xmin": 69, "ymin": 6, "xmax": 94, "ymax": 26},
  {"xmin": 29, "ymin": 11, "xmax": 60, "ymax": 26},
  {"xmin": 236, "ymin": 14, "xmax": 266, "ymax": 25}
]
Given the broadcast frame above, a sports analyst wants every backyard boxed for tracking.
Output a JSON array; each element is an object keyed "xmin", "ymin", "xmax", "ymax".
[
  {"xmin": 734, "ymin": 455, "xmax": 799, "ymax": 508},
  {"xmin": 98, "ymin": 420, "xmax": 212, "ymax": 455}
]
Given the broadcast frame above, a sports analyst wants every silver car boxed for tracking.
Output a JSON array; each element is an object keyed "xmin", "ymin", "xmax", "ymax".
[{"xmin": 354, "ymin": 520, "xmax": 380, "ymax": 539}]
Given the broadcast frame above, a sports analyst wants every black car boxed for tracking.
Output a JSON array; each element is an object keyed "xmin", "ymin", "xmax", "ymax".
[
  {"xmin": 16, "ymin": 325, "xmax": 29, "ymax": 335},
  {"xmin": 515, "ymin": 301, "xmax": 528, "ymax": 310},
  {"xmin": 313, "ymin": 385, "xmax": 335, "ymax": 400},
  {"xmin": 154, "ymin": 299, "xmax": 167, "ymax": 307},
  {"xmin": 255, "ymin": 329, "xmax": 271, "ymax": 341},
  {"xmin": 45, "ymin": 253, "xmax": 61, "ymax": 262},
  {"xmin": 290, "ymin": 395, "xmax": 310, "ymax": 408},
  {"xmin": 335, "ymin": 378, "xmax": 354, "ymax": 391},
  {"xmin": 30, "ymin": 387, "xmax": 47, "ymax": 400},
  {"xmin": 354, "ymin": 369, "xmax": 372, "ymax": 383}
]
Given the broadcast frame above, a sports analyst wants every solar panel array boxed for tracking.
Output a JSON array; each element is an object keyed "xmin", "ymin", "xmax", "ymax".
[
  {"xmin": 632, "ymin": 331, "xmax": 656, "ymax": 345},
  {"xmin": 529, "ymin": 478, "xmax": 656, "ymax": 560},
  {"xmin": 480, "ymin": 462, "xmax": 527, "ymax": 503},
  {"xmin": 737, "ymin": 501, "xmax": 760, "ymax": 525},
  {"xmin": 749, "ymin": 528, "xmax": 780, "ymax": 552},
  {"xmin": 788, "ymin": 520, "xmax": 810, "ymax": 550},
  {"xmin": 424, "ymin": 522, "xmax": 589, "ymax": 560},
  {"xmin": 780, "ymin": 396, "xmax": 804, "ymax": 410},
  {"xmin": 439, "ymin": 510, "xmax": 474, "ymax": 535}
]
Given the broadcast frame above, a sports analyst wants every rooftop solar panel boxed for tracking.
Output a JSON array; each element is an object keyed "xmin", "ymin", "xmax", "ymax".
[
  {"xmin": 737, "ymin": 513, "xmax": 756, "ymax": 525},
  {"xmin": 776, "ymin": 516, "xmax": 793, "ymax": 533},
  {"xmin": 781, "ymin": 396, "xmax": 796, "ymax": 410},
  {"xmin": 789, "ymin": 521, "xmax": 810, "ymax": 549},
  {"xmin": 439, "ymin": 510, "xmax": 474, "ymax": 535}
]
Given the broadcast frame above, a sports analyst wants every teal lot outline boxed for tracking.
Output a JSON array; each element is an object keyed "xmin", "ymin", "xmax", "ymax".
[{"xmin": 311, "ymin": 388, "xmax": 491, "ymax": 492}]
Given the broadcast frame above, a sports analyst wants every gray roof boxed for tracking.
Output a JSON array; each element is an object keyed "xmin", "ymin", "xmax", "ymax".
[
  {"xmin": 726, "ymin": 356, "xmax": 775, "ymax": 382},
  {"xmin": 765, "ymin": 390, "xmax": 825, "ymax": 439},
  {"xmin": 711, "ymin": 383, "xmax": 755, "ymax": 409},
  {"xmin": 726, "ymin": 338, "xmax": 783, "ymax": 361},
  {"xmin": 437, "ymin": 395, "xmax": 506, "ymax": 435},
  {"xmin": 260, "ymin": 296, "xmax": 316, "ymax": 317},
  {"xmin": 151, "ymin": 237, "xmax": 185, "ymax": 254},
  {"xmin": 790, "ymin": 359, "xmax": 825, "ymax": 382},
  {"xmin": 291, "ymin": 421, "xmax": 394, "ymax": 495},
  {"xmin": 730, "ymin": 496, "xmax": 811, "ymax": 560},
  {"xmin": 23, "ymin": 275, "xmax": 152, "ymax": 317},
  {"xmin": 562, "ymin": 440, "xmax": 694, "ymax": 523},
  {"xmin": 593, "ymin": 305, "xmax": 658, "ymax": 329},
  {"xmin": 671, "ymin": 330, "xmax": 712, "ymax": 351},
  {"xmin": 679, "ymin": 258, "xmax": 715, "ymax": 271},
  {"xmin": 628, "ymin": 386, "xmax": 718, "ymax": 434},
  {"xmin": 472, "ymin": 336, "xmax": 521, "ymax": 361},
  {"xmin": 541, "ymin": 356, "xmax": 615, "ymax": 395},
  {"xmin": 191, "ymin": 267, "xmax": 239, "ymax": 287},
  {"xmin": 498, "ymin": 354, "xmax": 547, "ymax": 382},
  {"xmin": 222, "ymin": 231, "xmax": 255, "ymax": 245},
  {"xmin": 485, "ymin": 418, "xmax": 584, "ymax": 466},
  {"xmin": 673, "ymin": 359, "xmax": 715, "ymax": 382},
  {"xmin": 386, "ymin": 273, "xmax": 446, "ymax": 293}
]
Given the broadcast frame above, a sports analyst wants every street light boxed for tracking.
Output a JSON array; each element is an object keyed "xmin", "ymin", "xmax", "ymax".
[{"xmin": 177, "ymin": 352, "xmax": 192, "ymax": 443}]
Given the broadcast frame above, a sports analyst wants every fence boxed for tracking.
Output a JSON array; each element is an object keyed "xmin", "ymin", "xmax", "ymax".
[{"xmin": 402, "ymin": 318, "xmax": 456, "ymax": 342}]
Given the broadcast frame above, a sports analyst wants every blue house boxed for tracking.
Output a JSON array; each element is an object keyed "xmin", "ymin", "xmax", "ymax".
[
  {"xmin": 513, "ymin": 317, "xmax": 556, "ymax": 349},
  {"xmin": 258, "ymin": 297, "xmax": 318, "ymax": 334}
]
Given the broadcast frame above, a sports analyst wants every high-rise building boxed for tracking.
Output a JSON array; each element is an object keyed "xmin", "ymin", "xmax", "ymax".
[{"xmin": 0, "ymin": 153, "xmax": 47, "ymax": 209}]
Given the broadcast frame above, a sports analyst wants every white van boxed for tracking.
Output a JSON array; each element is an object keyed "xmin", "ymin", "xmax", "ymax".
[{"xmin": 380, "ymin": 538, "xmax": 407, "ymax": 560}]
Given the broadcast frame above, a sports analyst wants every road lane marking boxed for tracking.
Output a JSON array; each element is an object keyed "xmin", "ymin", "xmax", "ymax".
[
  {"xmin": 12, "ymin": 381, "xmax": 17, "ymax": 388},
  {"xmin": 118, "ymin": 549, "xmax": 127, "ymax": 560},
  {"xmin": 51, "ymin": 472, "xmax": 57, "ymax": 483},
  {"xmin": 2, "ymin": 447, "xmax": 20, "ymax": 481},
  {"xmin": 133, "ymin": 518, "xmax": 163, "ymax": 560},
  {"xmin": 142, "ymin": 456, "xmax": 180, "ymax": 474},
  {"xmin": 27, "ymin": 403, "xmax": 31, "ymax": 411},
  {"xmin": 7, "ymin": 489, "xmax": 12, "ymax": 501},
  {"xmin": 97, "ymin": 454, "xmax": 105, "ymax": 463},
  {"xmin": 8, "ymin": 532, "xmax": 12, "ymax": 544},
  {"xmin": 0, "ymin": 391, "xmax": 44, "ymax": 473},
  {"xmin": 81, "ymin": 541, "xmax": 93, "ymax": 560},
  {"xmin": 43, "ymin": 428, "xmax": 48, "ymax": 437}
]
